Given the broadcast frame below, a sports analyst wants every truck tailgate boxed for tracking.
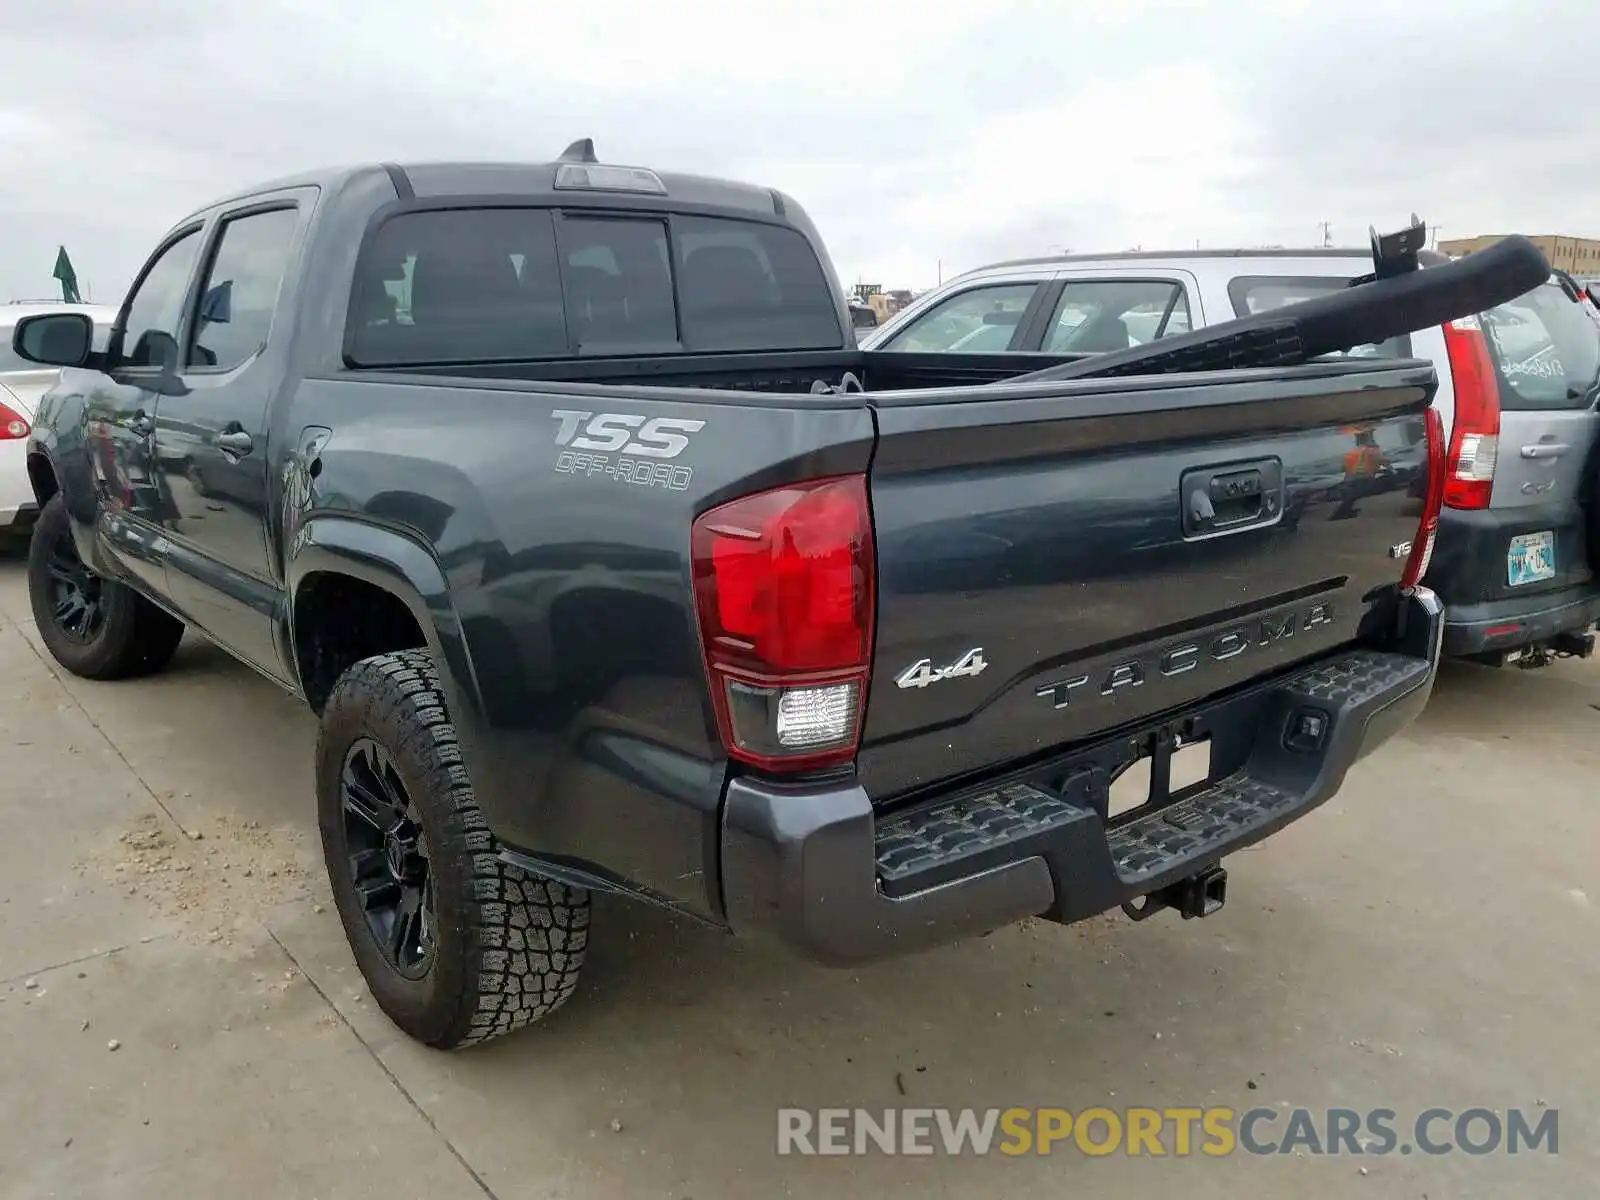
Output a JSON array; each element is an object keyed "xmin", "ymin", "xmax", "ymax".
[{"xmin": 859, "ymin": 361, "xmax": 1436, "ymax": 801}]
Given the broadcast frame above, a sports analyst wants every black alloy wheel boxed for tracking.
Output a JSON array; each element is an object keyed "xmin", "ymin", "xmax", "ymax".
[
  {"xmin": 340, "ymin": 736, "xmax": 436, "ymax": 980},
  {"xmin": 26, "ymin": 494, "xmax": 186, "ymax": 681},
  {"xmin": 43, "ymin": 528, "xmax": 106, "ymax": 644},
  {"xmin": 316, "ymin": 649, "xmax": 590, "ymax": 1048}
]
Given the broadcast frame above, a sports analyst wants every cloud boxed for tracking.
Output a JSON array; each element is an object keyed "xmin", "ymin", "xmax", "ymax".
[{"xmin": 1, "ymin": 0, "xmax": 1595, "ymax": 303}]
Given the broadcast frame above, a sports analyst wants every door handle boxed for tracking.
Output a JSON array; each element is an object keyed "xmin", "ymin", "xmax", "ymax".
[
  {"xmin": 1520, "ymin": 443, "xmax": 1569, "ymax": 460},
  {"xmin": 130, "ymin": 412, "xmax": 154, "ymax": 437},
  {"xmin": 215, "ymin": 429, "xmax": 253, "ymax": 456}
]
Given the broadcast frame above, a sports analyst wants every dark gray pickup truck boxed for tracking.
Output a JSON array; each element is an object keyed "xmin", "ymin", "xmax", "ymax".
[{"xmin": 13, "ymin": 147, "xmax": 1472, "ymax": 1049}]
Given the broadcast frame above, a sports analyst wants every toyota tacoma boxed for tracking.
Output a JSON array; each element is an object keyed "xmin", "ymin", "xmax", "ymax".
[{"xmin": 12, "ymin": 145, "xmax": 1543, "ymax": 1048}]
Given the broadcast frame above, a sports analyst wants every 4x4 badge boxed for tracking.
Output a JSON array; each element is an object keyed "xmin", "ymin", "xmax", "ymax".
[{"xmin": 896, "ymin": 648, "xmax": 989, "ymax": 690}]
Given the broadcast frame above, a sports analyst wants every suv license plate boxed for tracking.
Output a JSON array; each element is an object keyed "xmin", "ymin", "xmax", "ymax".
[{"xmin": 1508, "ymin": 531, "xmax": 1555, "ymax": 587}]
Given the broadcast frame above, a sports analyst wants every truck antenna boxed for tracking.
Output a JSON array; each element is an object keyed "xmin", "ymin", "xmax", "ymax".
[{"xmin": 559, "ymin": 138, "xmax": 599, "ymax": 164}]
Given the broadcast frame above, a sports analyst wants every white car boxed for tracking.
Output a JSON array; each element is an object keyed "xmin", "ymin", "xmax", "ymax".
[
  {"xmin": 0, "ymin": 378, "xmax": 38, "ymax": 539},
  {"xmin": 1, "ymin": 304, "xmax": 117, "ymax": 539}
]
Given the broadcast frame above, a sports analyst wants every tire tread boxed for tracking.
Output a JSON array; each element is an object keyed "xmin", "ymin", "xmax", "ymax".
[{"xmin": 318, "ymin": 648, "xmax": 588, "ymax": 1049}]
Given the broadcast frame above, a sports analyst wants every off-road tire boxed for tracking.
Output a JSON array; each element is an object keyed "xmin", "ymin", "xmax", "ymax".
[
  {"xmin": 316, "ymin": 648, "xmax": 589, "ymax": 1049},
  {"xmin": 27, "ymin": 494, "xmax": 184, "ymax": 680}
]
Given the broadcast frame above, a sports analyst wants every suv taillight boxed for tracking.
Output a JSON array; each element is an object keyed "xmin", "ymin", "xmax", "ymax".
[
  {"xmin": 1401, "ymin": 405, "xmax": 1446, "ymax": 592},
  {"xmin": 1441, "ymin": 316, "xmax": 1501, "ymax": 510},
  {"xmin": 691, "ymin": 475, "xmax": 875, "ymax": 773},
  {"xmin": 0, "ymin": 401, "xmax": 29, "ymax": 441}
]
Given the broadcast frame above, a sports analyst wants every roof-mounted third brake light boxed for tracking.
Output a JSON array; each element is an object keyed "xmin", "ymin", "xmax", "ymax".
[{"xmin": 553, "ymin": 138, "xmax": 667, "ymax": 195}]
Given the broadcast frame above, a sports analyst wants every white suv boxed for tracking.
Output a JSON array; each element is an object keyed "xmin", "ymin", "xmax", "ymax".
[{"xmin": 863, "ymin": 249, "xmax": 1600, "ymax": 666}]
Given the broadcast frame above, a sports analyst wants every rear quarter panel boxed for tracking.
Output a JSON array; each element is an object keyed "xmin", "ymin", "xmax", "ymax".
[{"xmin": 281, "ymin": 376, "xmax": 873, "ymax": 919}]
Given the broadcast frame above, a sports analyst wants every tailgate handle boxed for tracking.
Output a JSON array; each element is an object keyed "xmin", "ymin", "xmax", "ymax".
[
  {"xmin": 1181, "ymin": 458, "xmax": 1283, "ymax": 538},
  {"xmin": 1520, "ymin": 443, "xmax": 1569, "ymax": 460}
]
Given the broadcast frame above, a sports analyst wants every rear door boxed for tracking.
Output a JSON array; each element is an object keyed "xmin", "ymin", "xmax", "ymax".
[{"xmin": 1481, "ymin": 282, "xmax": 1600, "ymax": 512}]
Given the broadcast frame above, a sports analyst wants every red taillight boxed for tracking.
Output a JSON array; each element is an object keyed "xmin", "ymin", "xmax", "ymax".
[
  {"xmin": 1401, "ymin": 405, "xmax": 1447, "ymax": 592},
  {"xmin": 0, "ymin": 401, "xmax": 29, "ymax": 441},
  {"xmin": 691, "ymin": 474, "xmax": 875, "ymax": 773},
  {"xmin": 1440, "ymin": 317, "xmax": 1501, "ymax": 510}
]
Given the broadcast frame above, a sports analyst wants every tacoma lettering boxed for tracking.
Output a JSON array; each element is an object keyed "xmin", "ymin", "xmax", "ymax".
[{"xmin": 1038, "ymin": 603, "xmax": 1336, "ymax": 708}]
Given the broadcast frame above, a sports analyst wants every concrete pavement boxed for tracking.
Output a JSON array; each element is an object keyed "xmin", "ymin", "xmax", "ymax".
[{"xmin": 0, "ymin": 556, "xmax": 1594, "ymax": 1198}]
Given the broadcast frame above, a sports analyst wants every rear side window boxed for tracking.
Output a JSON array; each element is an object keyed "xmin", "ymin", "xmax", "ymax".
[
  {"xmin": 1479, "ymin": 281, "xmax": 1600, "ymax": 411},
  {"xmin": 1228, "ymin": 275, "xmax": 1411, "ymax": 360},
  {"xmin": 346, "ymin": 208, "xmax": 841, "ymax": 365},
  {"xmin": 1044, "ymin": 279, "xmax": 1190, "ymax": 353}
]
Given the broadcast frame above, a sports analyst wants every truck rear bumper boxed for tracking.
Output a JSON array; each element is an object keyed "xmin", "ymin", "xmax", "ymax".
[{"xmin": 720, "ymin": 588, "xmax": 1443, "ymax": 965}]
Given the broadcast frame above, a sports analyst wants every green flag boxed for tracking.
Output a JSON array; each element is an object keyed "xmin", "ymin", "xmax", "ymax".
[{"xmin": 52, "ymin": 246, "xmax": 82, "ymax": 304}]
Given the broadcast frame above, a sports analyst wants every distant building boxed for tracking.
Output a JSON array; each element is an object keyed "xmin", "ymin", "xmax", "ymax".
[{"xmin": 1438, "ymin": 234, "xmax": 1600, "ymax": 276}]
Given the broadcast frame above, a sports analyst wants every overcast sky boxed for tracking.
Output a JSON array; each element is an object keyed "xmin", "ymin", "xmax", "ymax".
[{"xmin": 2, "ymin": 0, "xmax": 1595, "ymax": 304}]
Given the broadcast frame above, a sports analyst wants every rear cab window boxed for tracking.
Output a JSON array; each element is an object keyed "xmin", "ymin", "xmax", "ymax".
[{"xmin": 346, "ymin": 206, "xmax": 842, "ymax": 366}]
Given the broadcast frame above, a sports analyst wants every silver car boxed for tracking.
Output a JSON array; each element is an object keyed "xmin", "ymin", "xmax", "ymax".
[{"xmin": 863, "ymin": 248, "xmax": 1600, "ymax": 666}]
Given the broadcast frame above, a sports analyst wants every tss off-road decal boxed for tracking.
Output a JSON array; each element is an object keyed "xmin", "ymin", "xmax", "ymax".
[{"xmin": 550, "ymin": 409, "xmax": 706, "ymax": 492}]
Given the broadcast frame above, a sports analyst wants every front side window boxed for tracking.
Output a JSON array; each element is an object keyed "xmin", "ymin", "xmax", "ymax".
[
  {"xmin": 189, "ymin": 208, "xmax": 300, "ymax": 370},
  {"xmin": 883, "ymin": 283, "xmax": 1039, "ymax": 353},
  {"xmin": 122, "ymin": 230, "xmax": 203, "ymax": 369},
  {"xmin": 1044, "ymin": 280, "xmax": 1190, "ymax": 353}
]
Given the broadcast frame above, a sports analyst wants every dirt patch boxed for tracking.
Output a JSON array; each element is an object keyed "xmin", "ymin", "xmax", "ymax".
[{"xmin": 77, "ymin": 808, "xmax": 318, "ymax": 948}]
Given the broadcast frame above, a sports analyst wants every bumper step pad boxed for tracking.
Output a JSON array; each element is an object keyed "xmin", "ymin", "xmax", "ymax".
[
  {"xmin": 871, "ymin": 647, "xmax": 1432, "ymax": 899},
  {"xmin": 875, "ymin": 781, "xmax": 1086, "ymax": 890},
  {"xmin": 1280, "ymin": 648, "xmax": 1431, "ymax": 709}
]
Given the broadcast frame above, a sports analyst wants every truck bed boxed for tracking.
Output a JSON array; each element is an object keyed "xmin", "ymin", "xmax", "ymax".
[{"xmin": 289, "ymin": 355, "xmax": 1437, "ymax": 891}]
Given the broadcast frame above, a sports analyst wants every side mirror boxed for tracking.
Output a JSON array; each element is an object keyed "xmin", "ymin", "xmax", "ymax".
[{"xmin": 13, "ymin": 312, "xmax": 93, "ymax": 368}]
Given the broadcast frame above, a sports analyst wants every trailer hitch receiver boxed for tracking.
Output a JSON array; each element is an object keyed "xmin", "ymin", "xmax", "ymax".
[{"xmin": 1121, "ymin": 865, "xmax": 1228, "ymax": 923}]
